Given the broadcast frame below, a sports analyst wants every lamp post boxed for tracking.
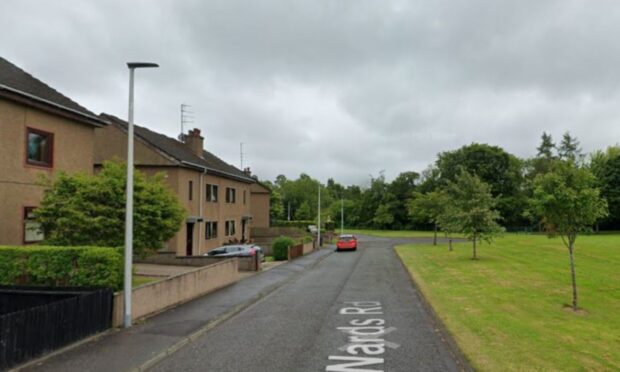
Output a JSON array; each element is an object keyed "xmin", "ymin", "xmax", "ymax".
[
  {"xmin": 124, "ymin": 62, "xmax": 158, "ymax": 328},
  {"xmin": 317, "ymin": 185, "xmax": 321, "ymax": 247}
]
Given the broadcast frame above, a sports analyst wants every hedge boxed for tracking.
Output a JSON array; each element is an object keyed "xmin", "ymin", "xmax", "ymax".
[
  {"xmin": 273, "ymin": 220, "xmax": 315, "ymax": 229},
  {"xmin": 0, "ymin": 246, "xmax": 123, "ymax": 290},
  {"xmin": 272, "ymin": 236, "xmax": 295, "ymax": 261}
]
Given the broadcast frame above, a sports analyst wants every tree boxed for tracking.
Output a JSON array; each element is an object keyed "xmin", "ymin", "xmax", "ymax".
[
  {"xmin": 529, "ymin": 161, "xmax": 608, "ymax": 311},
  {"xmin": 35, "ymin": 161, "xmax": 185, "ymax": 257},
  {"xmin": 536, "ymin": 132, "xmax": 556, "ymax": 159},
  {"xmin": 589, "ymin": 146, "xmax": 620, "ymax": 229},
  {"xmin": 446, "ymin": 171, "xmax": 504, "ymax": 259},
  {"xmin": 436, "ymin": 200, "xmax": 461, "ymax": 251},
  {"xmin": 558, "ymin": 131, "xmax": 582, "ymax": 161},
  {"xmin": 295, "ymin": 201, "xmax": 313, "ymax": 220},
  {"xmin": 388, "ymin": 171, "xmax": 419, "ymax": 229},
  {"xmin": 436, "ymin": 143, "xmax": 525, "ymax": 226},
  {"xmin": 372, "ymin": 203, "xmax": 394, "ymax": 229},
  {"xmin": 408, "ymin": 191, "xmax": 448, "ymax": 245}
]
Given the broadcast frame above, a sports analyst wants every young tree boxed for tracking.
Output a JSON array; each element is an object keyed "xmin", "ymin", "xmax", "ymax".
[
  {"xmin": 529, "ymin": 161, "xmax": 608, "ymax": 311},
  {"xmin": 436, "ymin": 201, "xmax": 460, "ymax": 251},
  {"xmin": 408, "ymin": 191, "xmax": 448, "ymax": 245},
  {"xmin": 447, "ymin": 171, "xmax": 504, "ymax": 259},
  {"xmin": 35, "ymin": 161, "xmax": 185, "ymax": 257}
]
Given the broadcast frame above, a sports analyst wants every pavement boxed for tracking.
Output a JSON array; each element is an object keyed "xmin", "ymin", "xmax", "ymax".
[
  {"xmin": 18, "ymin": 235, "xmax": 469, "ymax": 372},
  {"xmin": 17, "ymin": 248, "xmax": 333, "ymax": 372}
]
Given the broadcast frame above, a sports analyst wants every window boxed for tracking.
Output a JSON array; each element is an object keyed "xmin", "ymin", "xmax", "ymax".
[
  {"xmin": 189, "ymin": 181, "xmax": 193, "ymax": 200},
  {"xmin": 24, "ymin": 207, "xmax": 44, "ymax": 243},
  {"xmin": 26, "ymin": 128, "xmax": 54, "ymax": 167},
  {"xmin": 243, "ymin": 190, "xmax": 246, "ymax": 205},
  {"xmin": 205, "ymin": 221, "xmax": 218, "ymax": 239},
  {"xmin": 226, "ymin": 187, "xmax": 236, "ymax": 203},
  {"xmin": 225, "ymin": 220, "xmax": 236, "ymax": 236},
  {"xmin": 206, "ymin": 184, "xmax": 218, "ymax": 202}
]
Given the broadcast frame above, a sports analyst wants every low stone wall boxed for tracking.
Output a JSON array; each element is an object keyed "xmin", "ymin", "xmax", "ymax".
[
  {"xmin": 112, "ymin": 258, "xmax": 239, "ymax": 327},
  {"xmin": 136, "ymin": 254, "xmax": 260, "ymax": 272}
]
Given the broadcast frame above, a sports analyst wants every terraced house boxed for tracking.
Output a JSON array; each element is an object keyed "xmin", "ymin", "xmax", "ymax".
[
  {"xmin": 94, "ymin": 114, "xmax": 263, "ymax": 256},
  {"xmin": 0, "ymin": 57, "xmax": 107, "ymax": 245}
]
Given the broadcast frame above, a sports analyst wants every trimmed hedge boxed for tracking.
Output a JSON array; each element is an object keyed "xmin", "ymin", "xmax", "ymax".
[
  {"xmin": 272, "ymin": 236, "xmax": 295, "ymax": 261},
  {"xmin": 0, "ymin": 246, "xmax": 123, "ymax": 290},
  {"xmin": 273, "ymin": 220, "xmax": 315, "ymax": 229}
]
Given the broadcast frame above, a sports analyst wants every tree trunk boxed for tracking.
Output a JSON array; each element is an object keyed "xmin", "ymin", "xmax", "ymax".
[
  {"xmin": 433, "ymin": 223, "xmax": 437, "ymax": 246},
  {"xmin": 568, "ymin": 239, "xmax": 578, "ymax": 311},
  {"xmin": 472, "ymin": 234, "xmax": 477, "ymax": 260},
  {"xmin": 448, "ymin": 238, "xmax": 453, "ymax": 251}
]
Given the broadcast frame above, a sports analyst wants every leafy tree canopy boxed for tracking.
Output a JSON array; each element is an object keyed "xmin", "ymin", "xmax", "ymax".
[{"xmin": 35, "ymin": 161, "xmax": 185, "ymax": 257}]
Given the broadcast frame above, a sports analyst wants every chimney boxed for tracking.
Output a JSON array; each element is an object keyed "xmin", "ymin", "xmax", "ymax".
[
  {"xmin": 243, "ymin": 167, "xmax": 252, "ymax": 176},
  {"xmin": 184, "ymin": 128, "xmax": 204, "ymax": 157}
]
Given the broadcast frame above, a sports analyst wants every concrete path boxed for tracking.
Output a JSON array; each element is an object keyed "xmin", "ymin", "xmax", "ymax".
[{"xmin": 18, "ymin": 248, "xmax": 333, "ymax": 372}]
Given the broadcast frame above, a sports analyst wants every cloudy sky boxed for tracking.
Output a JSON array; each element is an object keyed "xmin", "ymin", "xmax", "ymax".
[{"xmin": 3, "ymin": 0, "xmax": 620, "ymax": 185}]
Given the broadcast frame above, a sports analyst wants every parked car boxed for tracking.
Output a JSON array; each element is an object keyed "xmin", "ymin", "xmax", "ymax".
[
  {"xmin": 204, "ymin": 244, "xmax": 265, "ymax": 262},
  {"xmin": 336, "ymin": 234, "xmax": 357, "ymax": 251}
]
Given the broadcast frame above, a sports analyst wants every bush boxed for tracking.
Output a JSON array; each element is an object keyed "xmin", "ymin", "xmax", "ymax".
[
  {"xmin": 272, "ymin": 236, "xmax": 295, "ymax": 261},
  {"xmin": 301, "ymin": 235, "xmax": 314, "ymax": 244},
  {"xmin": 0, "ymin": 246, "xmax": 123, "ymax": 290}
]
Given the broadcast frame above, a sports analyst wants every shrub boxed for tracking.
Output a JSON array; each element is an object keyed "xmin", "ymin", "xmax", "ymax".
[
  {"xmin": 0, "ymin": 246, "xmax": 123, "ymax": 290},
  {"xmin": 272, "ymin": 236, "xmax": 295, "ymax": 261},
  {"xmin": 301, "ymin": 235, "xmax": 314, "ymax": 244}
]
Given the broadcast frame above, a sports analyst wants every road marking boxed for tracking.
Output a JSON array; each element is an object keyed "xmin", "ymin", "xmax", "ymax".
[{"xmin": 326, "ymin": 301, "xmax": 399, "ymax": 372}]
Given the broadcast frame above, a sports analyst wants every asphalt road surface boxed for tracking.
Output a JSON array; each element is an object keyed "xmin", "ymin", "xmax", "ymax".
[{"xmin": 151, "ymin": 235, "xmax": 464, "ymax": 372}]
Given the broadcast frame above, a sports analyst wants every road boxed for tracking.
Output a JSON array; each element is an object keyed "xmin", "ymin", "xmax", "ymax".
[{"xmin": 151, "ymin": 235, "xmax": 465, "ymax": 372}]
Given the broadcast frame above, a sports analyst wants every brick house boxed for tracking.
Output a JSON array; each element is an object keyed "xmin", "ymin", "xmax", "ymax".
[
  {"xmin": 94, "ymin": 113, "xmax": 267, "ymax": 256},
  {"xmin": 0, "ymin": 57, "xmax": 107, "ymax": 245}
]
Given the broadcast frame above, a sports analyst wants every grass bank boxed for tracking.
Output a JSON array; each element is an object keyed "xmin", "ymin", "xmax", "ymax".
[{"xmin": 395, "ymin": 234, "xmax": 620, "ymax": 371}]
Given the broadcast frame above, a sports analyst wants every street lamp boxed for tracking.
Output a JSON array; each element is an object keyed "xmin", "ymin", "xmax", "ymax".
[{"xmin": 124, "ymin": 62, "xmax": 158, "ymax": 328}]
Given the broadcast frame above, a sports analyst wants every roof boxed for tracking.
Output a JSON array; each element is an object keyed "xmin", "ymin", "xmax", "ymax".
[
  {"xmin": 100, "ymin": 113, "xmax": 255, "ymax": 184},
  {"xmin": 0, "ymin": 57, "xmax": 106, "ymax": 127}
]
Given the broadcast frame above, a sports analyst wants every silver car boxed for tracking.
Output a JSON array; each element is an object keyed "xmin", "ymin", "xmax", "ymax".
[{"xmin": 204, "ymin": 244, "xmax": 265, "ymax": 262}]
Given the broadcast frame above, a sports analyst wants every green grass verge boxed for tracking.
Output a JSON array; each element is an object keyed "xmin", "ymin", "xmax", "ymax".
[
  {"xmin": 347, "ymin": 228, "xmax": 465, "ymax": 238},
  {"xmin": 132, "ymin": 275, "xmax": 160, "ymax": 288},
  {"xmin": 395, "ymin": 234, "xmax": 620, "ymax": 371},
  {"xmin": 264, "ymin": 255, "xmax": 275, "ymax": 262}
]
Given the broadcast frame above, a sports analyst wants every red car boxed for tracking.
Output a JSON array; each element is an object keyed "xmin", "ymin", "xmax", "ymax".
[{"xmin": 336, "ymin": 234, "xmax": 357, "ymax": 251}]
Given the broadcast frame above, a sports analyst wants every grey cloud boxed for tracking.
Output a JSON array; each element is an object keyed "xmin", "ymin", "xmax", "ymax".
[{"xmin": 3, "ymin": 0, "xmax": 620, "ymax": 184}]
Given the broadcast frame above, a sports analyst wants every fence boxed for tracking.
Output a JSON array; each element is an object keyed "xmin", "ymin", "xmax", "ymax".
[{"xmin": 0, "ymin": 286, "xmax": 113, "ymax": 370}]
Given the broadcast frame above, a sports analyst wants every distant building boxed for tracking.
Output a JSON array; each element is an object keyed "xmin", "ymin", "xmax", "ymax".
[
  {"xmin": 94, "ymin": 114, "xmax": 268, "ymax": 256},
  {"xmin": 249, "ymin": 181, "xmax": 271, "ymax": 228},
  {"xmin": 0, "ymin": 57, "xmax": 107, "ymax": 245}
]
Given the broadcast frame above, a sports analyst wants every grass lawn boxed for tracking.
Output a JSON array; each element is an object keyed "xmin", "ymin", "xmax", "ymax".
[
  {"xmin": 132, "ymin": 275, "xmax": 160, "ymax": 288},
  {"xmin": 347, "ymin": 228, "xmax": 465, "ymax": 239},
  {"xmin": 395, "ymin": 234, "xmax": 620, "ymax": 371},
  {"xmin": 264, "ymin": 255, "xmax": 275, "ymax": 262}
]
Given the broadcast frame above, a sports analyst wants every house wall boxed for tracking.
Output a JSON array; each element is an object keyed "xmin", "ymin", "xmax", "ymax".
[
  {"xmin": 94, "ymin": 124, "xmax": 254, "ymax": 256},
  {"xmin": 0, "ymin": 99, "xmax": 96, "ymax": 245},
  {"xmin": 250, "ymin": 183, "xmax": 270, "ymax": 228}
]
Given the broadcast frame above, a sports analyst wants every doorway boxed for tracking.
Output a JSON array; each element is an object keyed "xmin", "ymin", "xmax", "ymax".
[{"xmin": 186, "ymin": 223, "xmax": 194, "ymax": 256}]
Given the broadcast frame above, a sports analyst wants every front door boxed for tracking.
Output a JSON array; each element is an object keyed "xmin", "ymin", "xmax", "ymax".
[
  {"xmin": 186, "ymin": 223, "xmax": 194, "ymax": 256},
  {"xmin": 241, "ymin": 219, "xmax": 247, "ymax": 242}
]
